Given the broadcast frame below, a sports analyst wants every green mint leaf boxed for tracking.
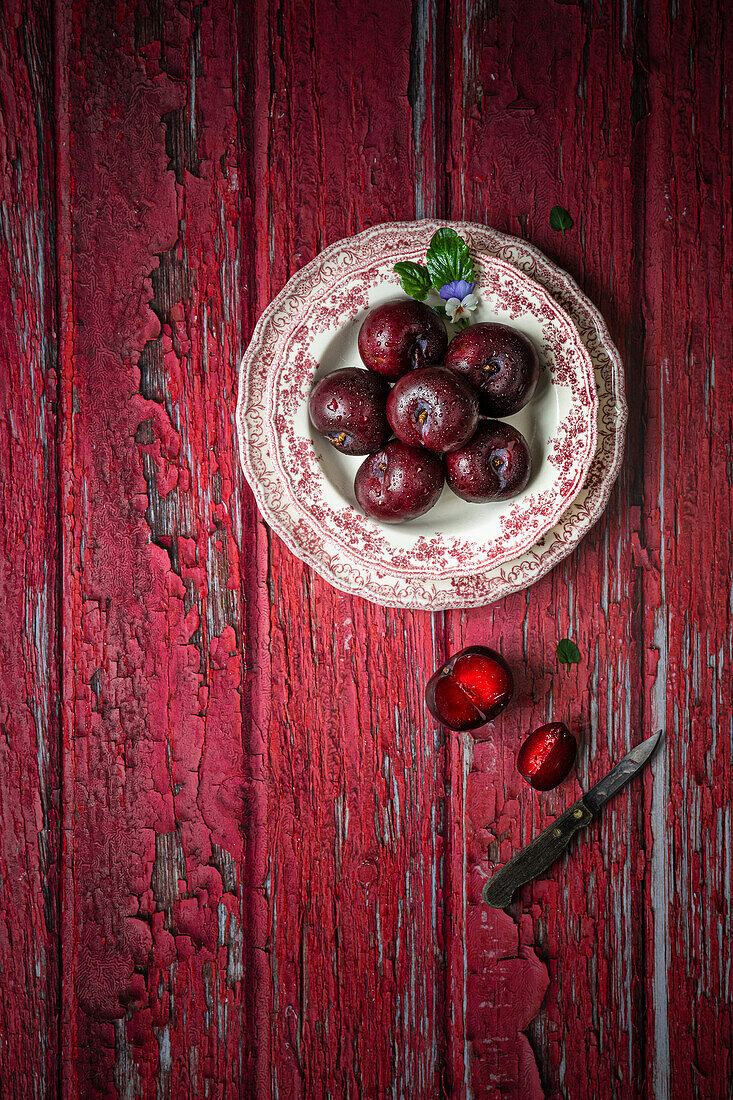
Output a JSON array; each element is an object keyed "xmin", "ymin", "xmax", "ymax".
[
  {"xmin": 394, "ymin": 261, "xmax": 432, "ymax": 301},
  {"xmin": 556, "ymin": 638, "xmax": 581, "ymax": 666},
  {"xmin": 549, "ymin": 205, "xmax": 574, "ymax": 235},
  {"xmin": 425, "ymin": 228, "xmax": 474, "ymax": 288}
]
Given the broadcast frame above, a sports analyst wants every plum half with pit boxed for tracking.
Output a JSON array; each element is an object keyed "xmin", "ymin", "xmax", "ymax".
[
  {"xmin": 445, "ymin": 419, "xmax": 531, "ymax": 503},
  {"xmin": 354, "ymin": 440, "xmax": 444, "ymax": 523},
  {"xmin": 386, "ymin": 367, "xmax": 480, "ymax": 454},
  {"xmin": 445, "ymin": 322, "xmax": 539, "ymax": 416},
  {"xmin": 425, "ymin": 646, "xmax": 513, "ymax": 731},
  {"xmin": 309, "ymin": 367, "xmax": 391, "ymax": 456},
  {"xmin": 358, "ymin": 299, "xmax": 448, "ymax": 382}
]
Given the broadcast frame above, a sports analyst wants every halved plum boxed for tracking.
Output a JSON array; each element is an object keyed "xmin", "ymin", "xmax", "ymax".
[{"xmin": 426, "ymin": 646, "xmax": 513, "ymax": 731}]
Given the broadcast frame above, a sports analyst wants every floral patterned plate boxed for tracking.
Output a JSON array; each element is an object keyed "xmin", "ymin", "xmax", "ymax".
[{"xmin": 237, "ymin": 221, "xmax": 625, "ymax": 609}]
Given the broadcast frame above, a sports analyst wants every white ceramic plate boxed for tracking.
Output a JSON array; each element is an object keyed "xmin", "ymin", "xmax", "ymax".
[{"xmin": 237, "ymin": 221, "xmax": 626, "ymax": 609}]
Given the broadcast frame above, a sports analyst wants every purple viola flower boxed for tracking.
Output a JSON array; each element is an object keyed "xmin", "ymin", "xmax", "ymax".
[
  {"xmin": 439, "ymin": 279, "xmax": 475, "ymax": 301},
  {"xmin": 440, "ymin": 278, "xmax": 479, "ymax": 323}
]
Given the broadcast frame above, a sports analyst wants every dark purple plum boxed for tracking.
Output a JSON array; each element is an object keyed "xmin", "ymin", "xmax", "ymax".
[
  {"xmin": 445, "ymin": 322, "xmax": 539, "ymax": 416},
  {"xmin": 309, "ymin": 367, "xmax": 391, "ymax": 455},
  {"xmin": 358, "ymin": 299, "xmax": 448, "ymax": 382},
  {"xmin": 445, "ymin": 419, "xmax": 531, "ymax": 503},
  {"xmin": 386, "ymin": 367, "xmax": 479, "ymax": 454},
  {"xmin": 354, "ymin": 440, "xmax": 444, "ymax": 523}
]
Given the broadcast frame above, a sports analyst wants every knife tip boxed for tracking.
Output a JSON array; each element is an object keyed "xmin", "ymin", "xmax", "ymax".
[{"xmin": 642, "ymin": 728, "xmax": 664, "ymax": 759}]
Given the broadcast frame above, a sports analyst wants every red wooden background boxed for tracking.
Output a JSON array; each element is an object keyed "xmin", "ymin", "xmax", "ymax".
[{"xmin": 1, "ymin": 0, "xmax": 731, "ymax": 1096}]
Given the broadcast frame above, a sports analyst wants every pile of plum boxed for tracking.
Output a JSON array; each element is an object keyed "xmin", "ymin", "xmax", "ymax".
[{"xmin": 308, "ymin": 299, "xmax": 540, "ymax": 523}]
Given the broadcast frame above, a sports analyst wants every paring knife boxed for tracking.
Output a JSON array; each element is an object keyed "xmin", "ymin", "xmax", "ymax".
[{"xmin": 482, "ymin": 730, "xmax": 663, "ymax": 908}]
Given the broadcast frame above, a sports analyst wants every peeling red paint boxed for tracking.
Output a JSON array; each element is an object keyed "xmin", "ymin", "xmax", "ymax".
[
  {"xmin": 54, "ymin": 0, "xmax": 253, "ymax": 1095},
  {"xmin": 1, "ymin": 0, "xmax": 732, "ymax": 1097},
  {"xmin": 0, "ymin": 2, "xmax": 59, "ymax": 1094}
]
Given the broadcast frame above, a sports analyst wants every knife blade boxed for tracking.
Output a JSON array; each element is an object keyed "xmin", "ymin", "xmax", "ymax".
[{"xmin": 482, "ymin": 730, "xmax": 663, "ymax": 909}]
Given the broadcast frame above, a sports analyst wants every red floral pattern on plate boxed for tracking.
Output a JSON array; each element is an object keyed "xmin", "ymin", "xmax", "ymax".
[{"xmin": 237, "ymin": 221, "xmax": 626, "ymax": 609}]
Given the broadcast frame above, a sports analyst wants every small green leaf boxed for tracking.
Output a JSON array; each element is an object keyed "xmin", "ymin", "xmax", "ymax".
[
  {"xmin": 550, "ymin": 205, "xmax": 574, "ymax": 235},
  {"xmin": 393, "ymin": 261, "xmax": 432, "ymax": 301},
  {"xmin": 428, "ymin": 227, "xmax": 459, "ymax": 245},
  {"xmin": 556, "ymin": 638, "xmax": 581, "ymax": 666},
  {"xmin": 425, "ymin": 228, "xmax": 474, "ymax": 288}
]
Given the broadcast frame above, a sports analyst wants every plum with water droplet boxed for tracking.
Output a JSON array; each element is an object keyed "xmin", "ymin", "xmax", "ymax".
[
  {"xmin": 445, "ymin": 322, "xmax": 539, "ymax": 416},
  {"xmin": 386, "ymin": 367, "xmax": 479, "ymax": 454},
  {"xmin": 425, "ymin": 645, "xmax": 513, "ymax": 731},
  {"xmin": 354, "ymin": 440, "xmax": 444, "ymax": 522},
  {"xmin": 358, "ymin": 299, "xmax": 448, "ymax": 381},
  {"xmin": 309, "ymin": 367, "xmax": 391, "ymax": 455},
  {"xmin": 445, "ymin": 420, "xmax": 531, "ymax": 503}
]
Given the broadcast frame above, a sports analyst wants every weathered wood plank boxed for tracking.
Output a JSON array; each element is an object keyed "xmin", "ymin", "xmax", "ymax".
[
  {"xmin": 447, "ymin": 1, "xmax": 733, "ymax": 1097},
  {"xmin": 249, "ymin": 0, "xmax": 455, "ymax": 1094},
  {"xmin": 0, "ymin": 1, "xmax": 60, "ymax": 1094},
  {"xmin": 55, "ymin": 1, "xmax": 263, "ymax": 1095},
  {"xmin": 444, "ymin": 0, "xmax": 646, "ymax": 1091},
  {"xmin": 641, "ymin": 1, "xmax": 732, "ymax": 1096}
]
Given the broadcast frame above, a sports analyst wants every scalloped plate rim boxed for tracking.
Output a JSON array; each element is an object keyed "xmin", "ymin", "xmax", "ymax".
[{"xmin": 236, "ymin": 219, "xmax": 627, "ymax": 610}]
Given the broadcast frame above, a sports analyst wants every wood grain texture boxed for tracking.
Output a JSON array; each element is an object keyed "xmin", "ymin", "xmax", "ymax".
[
  {"xmin": 250, "ymin": 3, "xmax": 453, "ymax": 1094},
  {"xmin": 55, "ymin": 0, "xmax": 262, "ymax": 1095},
  {"xmin": 0, "ymin": 0, "xmax": 730, "ymax": 1096},
  {"xmin": 642, "ymin": 3, "xmax": 733, "ymax": 1096},
  {"xmin": 0, "ymin": 1, "xmax": 60, "ymax": 1094},
  {"xmin": 443, "ymin": 3, "xmax": 652, "ymax": 1094},
  {"xmin": 446, "ymin": 1, "xmax": 733, "ymax": 1097}
]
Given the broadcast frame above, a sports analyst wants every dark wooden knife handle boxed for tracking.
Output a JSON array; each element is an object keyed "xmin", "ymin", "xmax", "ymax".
[{"xmin": 482, "ymin": 797, "xmax": 594, "ymax": 908}]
